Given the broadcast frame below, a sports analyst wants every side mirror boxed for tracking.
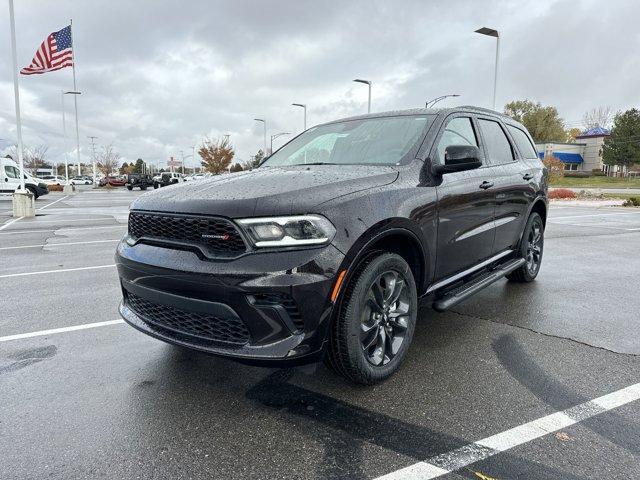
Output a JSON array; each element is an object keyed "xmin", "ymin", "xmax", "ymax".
[{"xmin": 432, "ymin": 145, "xmax": 482, "ymax": 174}]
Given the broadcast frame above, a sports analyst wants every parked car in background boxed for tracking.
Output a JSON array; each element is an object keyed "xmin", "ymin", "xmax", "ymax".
[
  {"xmin": 105, "ymin": 176, "xmax": 126, "ymax": 187},
  {"xmin": 153, "ymin": 172, "xmax": 184, "ymax": 188},
  {"xmin": 70, "ymin": 176, "xmax": 93, "ymax": 185},
  {"xmin": 125, "ymin": 173, "xmax": 153, "ymax": 190},
  {"xmin": 0, "ymin": 157, "xmax": 49, "ymax": 199},
  {"xmin": 116, "ymin": 106, "xmax": 548, "ymax": 384},
  {"xmin": 40, "ymin": 175, "xmax": 66, "ymax": 186}
]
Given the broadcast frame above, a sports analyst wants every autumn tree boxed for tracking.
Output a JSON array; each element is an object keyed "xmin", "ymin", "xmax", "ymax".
[
  {"xmin": 566, "ymin": 128, "xmax": 582, "ymax": 143},
  {"xmin": 542, "ymin": 155, "xmax": 565, "ymax": 182},
  {"xmin": 119, "ymin": 162, "xmax": 129, "ymax": 175},
  {"xmin": 199, "ymin": 136, "xmax": 234, "ymax": 174},
  {"xmin": 583, "ymin": 106, "xmax": 613, "ymax": 130},
  {"xmin": 602, "ymin": 108, "xmax": 640, "ymax": 171},
  {"xmin": 97, "ymin": 144, "xmax": 121, "ymax": 176},
  {"xmin": 504, "ymin": 100, "xmax": 566, "ymax": 143}
]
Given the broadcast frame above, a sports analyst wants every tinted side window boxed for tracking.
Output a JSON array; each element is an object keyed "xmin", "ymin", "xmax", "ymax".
[
  {"xmin": 507, "ymin": 125, "xmax": 538, "ymax": 159},
  {"xmin": 436, "ymin": 117, "xmax": 478, "ymax": 162},
  {"xmin": 478, "ymin": 119, "xmax": 514, "ymax": 165}
]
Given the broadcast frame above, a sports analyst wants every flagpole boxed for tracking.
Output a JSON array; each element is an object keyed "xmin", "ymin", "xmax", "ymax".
[
  {"xmin": 61, "ymin": 91, "xmax": 69, "ymax": 182},
  {"xmin": 7, "ymin": 0, "xmax": 25, "ymax": 192},
  {"xmin": 70, "ymin": 18, "xmax": 81, "ymax": 178}
]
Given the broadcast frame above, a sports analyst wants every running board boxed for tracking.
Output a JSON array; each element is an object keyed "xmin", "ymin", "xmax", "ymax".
[{"xmin": 432, "ymin": 258, "xmax": 526, "ymax": 312}]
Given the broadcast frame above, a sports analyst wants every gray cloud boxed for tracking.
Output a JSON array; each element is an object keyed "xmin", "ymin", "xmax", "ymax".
[{"xmin": 1, "ymin": 0, "xmax": 639, "ymax": 168}]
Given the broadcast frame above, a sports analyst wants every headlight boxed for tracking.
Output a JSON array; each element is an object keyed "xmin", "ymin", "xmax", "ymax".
[{"xmin": 237, "ymin": 215, "xmax": 336, "ymax": 248}]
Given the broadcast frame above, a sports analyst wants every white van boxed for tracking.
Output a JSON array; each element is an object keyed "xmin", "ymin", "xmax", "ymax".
[{"xmin": 1, "ymin": 157, "xmax": 49, "ymax": 199}]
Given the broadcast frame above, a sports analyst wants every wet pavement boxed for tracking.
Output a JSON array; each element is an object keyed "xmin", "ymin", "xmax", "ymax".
[{"xmin": 1, "ymin": 191, "xmax": 639, "ymax": 479}]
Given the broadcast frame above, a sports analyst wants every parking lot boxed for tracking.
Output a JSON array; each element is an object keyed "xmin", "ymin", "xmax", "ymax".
[{"xmin": 1, "ymin": 190, "xmax": 639, "ymax": 479}]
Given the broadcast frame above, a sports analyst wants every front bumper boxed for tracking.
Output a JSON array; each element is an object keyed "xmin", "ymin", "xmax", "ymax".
[{"xmin": 116, "ymin": 239, "xmax": 344, "ymax": 366}]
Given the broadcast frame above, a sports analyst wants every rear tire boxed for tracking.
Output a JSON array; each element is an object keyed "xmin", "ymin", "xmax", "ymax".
[
  {"xmin": 507, "ymin": 212, "xmax": 544, "ymax": 283},
  {"xmin": 127, "ymin": 186, "xmax": 133, "ymax": 191},
  {"xmin": 326, "ymin": 252, "xmax": 417, "ymax": 385},
  {"xmin": 153, "ymin": 182, "xmax": 159, "ymax": 189}
]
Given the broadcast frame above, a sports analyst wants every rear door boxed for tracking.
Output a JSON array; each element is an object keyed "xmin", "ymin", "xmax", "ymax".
[
  {"xmin": 476, "ymin": 117, "xmax": 530, "ymax": 254},
  {"xmin": 433, "ymin": 114, "xmax": 496, "ymax": 279}
]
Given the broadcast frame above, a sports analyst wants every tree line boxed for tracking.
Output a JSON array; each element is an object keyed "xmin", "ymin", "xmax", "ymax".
[{"xmin": 504, "ymin": 100, "xmax": 640, "ymax": 170}]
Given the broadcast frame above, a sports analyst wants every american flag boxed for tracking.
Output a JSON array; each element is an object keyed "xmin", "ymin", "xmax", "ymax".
[{"xmin": 20, "ymin": 25, "xmax": 73, "ymax": 75}]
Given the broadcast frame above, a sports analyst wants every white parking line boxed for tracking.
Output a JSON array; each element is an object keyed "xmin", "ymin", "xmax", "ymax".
[
  {"xmin": 0, "ymin": 225, "xmax": 125, "ymax": 235},
  {"xmin": 0, "ymin": 319, "xmax": 125, "ymax": 342},
  {"xmin": 19, "ymin": 217, "xmax": 116, "ymax": 224},
  {"xmin": 37, "ymin": 195, "xmax": 68, "ymax": 211},
  {"xmin": 551, "ymin": 211, "xmax": 640, "ymax": 220},
  {"xmin": 0, "ymin": 239, "xmax": 120, "ymax": 250},
  {"xmin": 0, "ymin": 264, "xmax": 116, "ymax": 279},
  {"xmin": 375, "ymin": 382, "xmax": 640, "ymax": 480},
  {"xmin": 0, "ymin": 216, "xmax": 23, "ymax": 231}
]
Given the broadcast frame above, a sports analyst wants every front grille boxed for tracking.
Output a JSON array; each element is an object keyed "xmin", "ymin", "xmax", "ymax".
[
  {"xmin": 128, "ymin": 211, "xmax": 246, "ymax": 257},
  {"xmin": 250, "ymin": 293, "xmax": 304, "ymax": 331},
  {"xmin": 127, "ymin": 292, "xmax": 250, "ymax": 345}
]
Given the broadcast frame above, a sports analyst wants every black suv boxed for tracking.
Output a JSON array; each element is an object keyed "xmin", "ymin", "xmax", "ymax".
[
  {"xmin": 125, "ymin": 173, "xmax": 152, "ymax": 190},
  {"xmin": 116, "ymin": 107, "xmax": 547, "ymax": 384}
]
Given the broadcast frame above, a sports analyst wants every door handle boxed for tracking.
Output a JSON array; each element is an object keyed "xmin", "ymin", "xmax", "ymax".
[
  {"xmin": 479, "ymin": 181, "xmax": 494, "ymax": 190},
  {"xmin": 522, "ymin": 173, "xmax": 534, "ymax": 180}
]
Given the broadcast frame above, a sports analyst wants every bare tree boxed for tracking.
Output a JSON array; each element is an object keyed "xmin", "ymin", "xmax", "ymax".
[
  {"xmin": 97, "ymin": 144, "xmax": 121, "ymax": 176},
  {"xmin": 7, "ymin": 144, "xmax": 51, "ymax": 174},
  {"xmin": 582, "ymin": 106, "xmax": 613, "ymax": 130}
]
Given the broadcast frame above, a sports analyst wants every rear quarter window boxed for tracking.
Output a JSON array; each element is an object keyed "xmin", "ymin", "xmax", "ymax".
[{"xmin": 507, "ymin": 125, "xmax": 539, "ymax": 159}]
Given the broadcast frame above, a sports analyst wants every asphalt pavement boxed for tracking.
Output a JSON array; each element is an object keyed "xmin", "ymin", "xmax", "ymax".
[{"xmin": 1, "ymin": 189, "xmax": 639, "ymax": 479}]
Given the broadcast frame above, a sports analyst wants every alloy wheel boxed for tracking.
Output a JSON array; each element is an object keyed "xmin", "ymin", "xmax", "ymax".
[
  {"xmin": 359, "ymin": 270, "xmax": 411, "ymax": 366},
  {"xmin": 526, "ymin": 218, "xmax": 543, "ymax": 275}
]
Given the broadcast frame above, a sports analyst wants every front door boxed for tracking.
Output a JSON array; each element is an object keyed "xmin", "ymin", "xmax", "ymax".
[
  {"xmin": 434, "ymin": 115, "xmax": 496, "ymax": 280},
  {"xmin": 2, "ymin": 164, "xmax": 21, "ymax": 193}
]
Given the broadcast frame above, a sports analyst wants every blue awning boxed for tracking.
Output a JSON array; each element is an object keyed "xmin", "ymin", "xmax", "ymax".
[{"xmin": 537, "ymin": 152, "xmax": 583, "ymax": 164}]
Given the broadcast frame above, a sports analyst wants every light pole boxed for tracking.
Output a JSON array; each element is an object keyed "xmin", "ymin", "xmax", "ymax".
[
  {"xmin": 270, "ymin": 132, "xmax": 290, "ymax": 154},
  {"xmin": 475, "ymin": 27, "xmax": 500, "ymax": 110},
  {"xmin": 254, "ymin": 118, "xmax": 267, "ymax": 154},
  {"xmin": 87, "ymin": 135, "xmax": 98, "ymax": 187},
  {"xmin": 353, "ymin": 79, "xmax": 372, "ymax": 113},
  {"xmin": 426, "ymin": 94, "xmax": 460, "ymax": 108},
  {"xmin": 292, "ymin": 103, "xmax": 307, "ymax": 131},
  {"xmin": 64, "ymin": 90, "xmax": 81, "ymax": 175},
  {"xmin": 191, "ymin": 145, "xmax": 196, "ymax": 173}
]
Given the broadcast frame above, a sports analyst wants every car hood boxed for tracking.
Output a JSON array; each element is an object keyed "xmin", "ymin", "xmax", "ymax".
[{"xmin": 131, "ymin": 165, "xmax": 398, "ymax": 217}]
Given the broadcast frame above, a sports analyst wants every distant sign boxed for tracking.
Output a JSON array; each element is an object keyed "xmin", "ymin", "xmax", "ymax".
[{"xmin": 167, "ymin": 156, "xmax": 182, "ymax": 167}]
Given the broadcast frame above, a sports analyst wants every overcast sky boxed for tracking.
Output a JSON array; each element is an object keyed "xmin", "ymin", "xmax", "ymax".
[{"xmin": 1, "ymin": 0, "xmax": 639, "ymax": 168}]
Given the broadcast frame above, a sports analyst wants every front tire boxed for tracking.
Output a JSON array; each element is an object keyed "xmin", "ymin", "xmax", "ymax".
[
  {"xmin": 507, "ymin": 212, "xmax": 544, "ymax": 283},
  {"xmin": 326, "ymin": 253, "xmax": 417, "ymax": 385}
]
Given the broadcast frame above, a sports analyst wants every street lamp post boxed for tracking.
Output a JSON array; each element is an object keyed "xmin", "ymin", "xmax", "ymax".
[
  {"xmin": 270, "ymin": 132, "xmax": 291, "ymax": 154},
  {"xmin": 426, "ymin": 94, "xmax": 460, "ymax": 108},
  {"xmin": 60, "ymin": 91, "xmax": 69, "ymax": 183},
  {"xmin": 353, "ymin": 79, "xmax": 372, "ymax": 113},
  {"xmin": 475, "ymin": 27, "xmax": 500, "ymax": 110},
  {"xmin": 292, "ymin": 103, "xmax": 307, "ymax": 131},
  {"xmin": 254, "ymin": 118, "xmax": 267, "ymax": 154},
  {"xmin": 87, "ymin": 135, "xmax": 98, "ymax": 187}
]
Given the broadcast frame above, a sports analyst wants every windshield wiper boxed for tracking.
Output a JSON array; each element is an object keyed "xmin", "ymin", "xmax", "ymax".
[{"xmin": 300, "ymin": 162, "xmax": 338, "ymax": 165}]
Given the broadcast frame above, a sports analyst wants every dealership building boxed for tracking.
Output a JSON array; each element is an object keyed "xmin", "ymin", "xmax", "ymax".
[{"xmin": 535, "ymin": 127, "xmax": 611, "ymax": 173}]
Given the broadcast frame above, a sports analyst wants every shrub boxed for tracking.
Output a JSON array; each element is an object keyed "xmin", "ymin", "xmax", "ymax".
[
  {"xmin": 543, "ymin": 155, "xmax": 564, "ymax": 181},
  {"xmin": 47, "ymin": 184, "xmax": 63, "ymax": 192},
  {"xmin": 592, "ymin": 169, "xmax": 606, "ymax": 177},
  {"xmin": 623, "ymin": 197, "xmax": 640, "ymax": 207},
  {"xmin": 564, "ymin": 171, "xmax": 591, "ymax": 178},
  {"xmin": 549, "ymin": 188, "xmax": 577, "ymax": 199}
]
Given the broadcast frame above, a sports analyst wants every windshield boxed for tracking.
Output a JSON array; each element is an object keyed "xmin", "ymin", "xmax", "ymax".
[{"xmin": 262, "ymin": 115, "xmax": 434, "ymax": 167}]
